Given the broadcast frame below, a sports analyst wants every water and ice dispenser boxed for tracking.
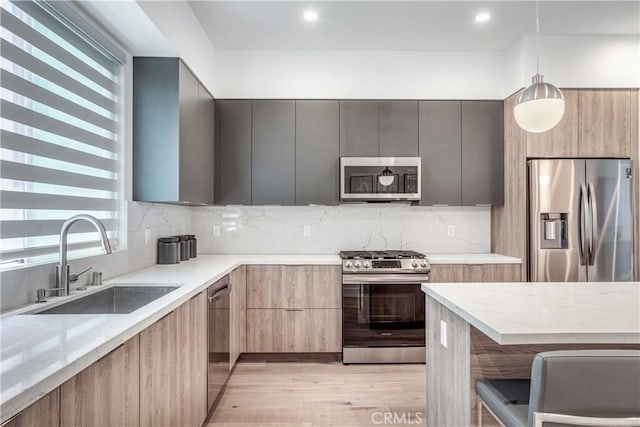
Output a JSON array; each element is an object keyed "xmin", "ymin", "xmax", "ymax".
[{"xmin": 539, "ymin": 213, "xmax": 568, "ymax": 249}]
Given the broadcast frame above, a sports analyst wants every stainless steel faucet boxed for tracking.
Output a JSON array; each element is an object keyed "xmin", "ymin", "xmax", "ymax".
[{"xmin": 37, "ymin": 214, "xmax": 112, "ymax": 302}]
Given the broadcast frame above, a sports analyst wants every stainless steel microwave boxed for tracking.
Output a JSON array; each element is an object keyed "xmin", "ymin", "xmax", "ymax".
[{"xmin": 340, "ymin": 157, "xmax": 421, "ymax": 202}]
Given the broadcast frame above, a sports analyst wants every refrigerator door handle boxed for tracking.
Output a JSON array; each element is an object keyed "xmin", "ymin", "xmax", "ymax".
[
  {"xmin": 587, "ymin": 182, "xmax": 598, "ymax": 266},
  {"xmin": 578, "ymin": 183, "xmax": 589, "ymax": 266}
]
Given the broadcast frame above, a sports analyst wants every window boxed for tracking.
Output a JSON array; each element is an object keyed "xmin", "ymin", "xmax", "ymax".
[{"xmin": 0, "ymin": 0, "xmax": 126, "ymax": 269}]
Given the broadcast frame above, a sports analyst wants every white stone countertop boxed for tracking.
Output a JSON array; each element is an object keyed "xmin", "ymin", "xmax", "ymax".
[
  {"xmin": 422, "ymin": 282, "xmax": 640, "ymax": 346},
  {"xmin": 0, "ymin": 252, "xmax": 517, "ymax": 422},
  {"xmin": 425, "ymin": 253, "xmax": 521, "ymax": 264},
  {"xmin": 0, "ymin": 254, "xmax": 340, "ymax": 423}
]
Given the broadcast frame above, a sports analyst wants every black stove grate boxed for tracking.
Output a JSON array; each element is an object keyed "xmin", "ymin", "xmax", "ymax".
[{"xmin": 339, "ymin": 250, "xmax": 426, "ymax": 260}]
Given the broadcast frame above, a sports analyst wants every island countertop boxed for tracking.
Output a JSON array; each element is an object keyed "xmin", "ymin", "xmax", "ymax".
[{"xmin": 421, "ymin": 282, "xmax": 640, "ymax": 345}]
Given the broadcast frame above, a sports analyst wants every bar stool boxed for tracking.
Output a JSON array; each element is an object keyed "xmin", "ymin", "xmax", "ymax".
[{"xmin": 475, "ymin": 349, "xmax": 640, "ymax": 427}]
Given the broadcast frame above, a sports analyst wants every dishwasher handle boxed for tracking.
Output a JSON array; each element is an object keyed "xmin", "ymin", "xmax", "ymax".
[{"xmin": 208, "ymin": 283, "xmax": 231, "ymax": 304}]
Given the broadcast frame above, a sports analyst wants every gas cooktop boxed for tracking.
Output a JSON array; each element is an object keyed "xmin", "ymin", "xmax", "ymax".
[{"xmin": 339, "ymin": 250, "xmax": 426, "ymax": 260}]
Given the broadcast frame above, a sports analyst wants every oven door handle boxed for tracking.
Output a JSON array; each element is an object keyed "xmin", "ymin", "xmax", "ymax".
[{"xmin": 342, "ymin": 274, "xmax": 430, "ymax": 285}]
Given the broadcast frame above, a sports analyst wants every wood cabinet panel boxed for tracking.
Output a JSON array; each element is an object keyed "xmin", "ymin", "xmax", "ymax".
[
  {"xmin": 247, "ymin": 265, "xmax": 341, "ymax": 309},
  {"xmin": 379, "ymin": 101, "xmax": 419, "ymax": 156},
  {"xmin": 526, "ymin": 89, "xmax": 579, "ymax": 158},
  {"xmin": 176, "ymin": 293, "xmax": 207, "ymax": 427},
  {"xmin": 339, "ymin": 100, "xmax": 379, "ymax": 157},
  {"xmin": 246, "ymin": 308, "xmax": 341, "ymax": 353},
  {"xmin": 230, "ymin": 265, "xmax": 247, "ymax": 367},
  {"xmin": 429, "ymin": 264, "xmax": 464, "ymax": 283},
  {"xmin": 217, "ymin": 100, "xmax": 252, "ymax": 204},
  {"xmin": 579, "ymin": 89, "xmax": 633, "ymax": 158},
  {"xmin": 295, "ymin": 100, "xmax": 340, "ymax": 205},
  {"xmin": 252, "ymin": 100, "xmax": 296, "ymax": 205},
  {"xmin": 60, "ymin": 337, "xmax": 139, "ymax": 427},
  {"xmin": 463, "ymin": 264, "xmax": 521, "ymax": 282},
  {"xmin": 418, "ymin": 101, "xmax": 462, "ymax": 206},
  {"xmin": 140, "ymin": 312, "xmax": 178, "ymax": 427},
  {"xmin": 4, "ymin": 390, "xmax": 59, "ymax": 427},
  {"xmin": 461, "ymin": 101, "xmax": 504, "ymax": 206}
]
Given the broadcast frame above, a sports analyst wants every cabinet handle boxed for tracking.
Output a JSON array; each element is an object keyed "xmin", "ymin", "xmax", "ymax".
[
  {"xmin": 1, "ymin": 412, "xmax": 21, "ymax": 426},
  {"xmin": 285, "ymin": 308, "xmax": 304, "ymax": 312}
]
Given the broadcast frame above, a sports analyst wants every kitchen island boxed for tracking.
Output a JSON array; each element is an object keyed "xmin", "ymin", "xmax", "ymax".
[{"xmin": 421, "ymin": 282, "xmax": 640, "ymax": 427}]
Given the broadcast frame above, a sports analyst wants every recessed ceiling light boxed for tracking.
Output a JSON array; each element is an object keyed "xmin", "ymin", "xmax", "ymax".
[
  {"xmin": 303, "ymin": 9, "xmax": 319, "ymax": 22},
  {"xmin": 475, "ymin": 12, "xmax": 491, "ymax": 23}
]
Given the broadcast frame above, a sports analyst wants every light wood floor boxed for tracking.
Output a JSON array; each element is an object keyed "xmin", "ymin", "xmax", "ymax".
[{"xmin": 206, "ymin": 362, "xmax": 426, "ymax": 427}]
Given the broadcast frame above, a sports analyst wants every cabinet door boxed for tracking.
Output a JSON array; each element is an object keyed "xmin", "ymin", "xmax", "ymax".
[
  {"xmin": 429, "ymin": 264, "xmax": 464, "ymax": 282},
  {"xmin": 463, "ymin": 264, "xmax": 521, "ymax": 282},
  {"xmin": 178, "ymin": 61, "xmax": 200, "ymax": 204},
  {"xmin": 247, "ymin": 265, "xmax": 341, "ymax": 309},
  {"xmin": 252, "ymin": 100, "xmax": 295, "ymax": 205},
  {"xmin": 60, "ymin": 337, "xmax": 139, "ymax": 427},
  {"xmin": 579, "ymin": 89, "xmax": 634, "ymax": 158},
  {"xmin": 379, "ymin": 101, "xmax": 418, "ymax": 157},
  {"xmin": 526, "ymin": 89, "xmax": 579, "ymax": 158},
  {"xmin": 176, "ymin": 293, "xmax": 207, "ymax": 427},
  {"xmin": 295, "ymin": 100, "xmax": 340, "ymax": 205},
  {"xmin": 461, "ymin": 101, "xmax": 504, "ymax": 206},
  {"xmin": 419, "ymin": 101, "xmax": 462, "ymax": 205},
  {"xmin": 140, "ymin": 312, "xmax": 178, "ymax": 426},
  {"xmin": 4, "ymin": 390, "xmax": 59, "ymax": 427},
  {"xmin": 217, "ymin": 100, "xmax": 252, "ymax": 205},
  {"xmin": 339, "ymin": 101, "xmax": 379, "ymax": 157},
  {"xmin": 230, "ymin": 265, "xmax": 247, "ymax": 367},
  {"xmin": 246, "ymin": 308, "xmax": 341, "ymax": 353},
  {"xmin": 198, "ymin": 83, "xmax": 214, "ymax": 205}
]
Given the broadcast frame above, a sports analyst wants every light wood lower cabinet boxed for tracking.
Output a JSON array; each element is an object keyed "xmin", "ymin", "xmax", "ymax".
[
  {"xmin": 176, "ymin": 292, "xmax": 207, "ymax": 427},
  {"xmin": 230, "ymin": 266, "xmax": 247, "ymax": 367},
  {"xmin": 3, "ymin": 390, "xmax": 59, "ymax": 427},
  {"xmin": 247, "ymin": 308, "xmax": 341, "ymax": 353},
  {"xmin": 247, "ymin": 265, "xmax": 341, "ymax": 309},
  {"xmin": 429, "ymin": 263, "xmax": 522, "ymax": 283},
  {"xmin": 140, "ymin": 311, "xmax": 178, "ymax": 427},
  {"xmin": 60, "ymin": 337, "xmax": 140, "ymax": 427}
]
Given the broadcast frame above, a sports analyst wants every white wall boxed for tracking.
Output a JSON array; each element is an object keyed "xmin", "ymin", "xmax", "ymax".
[{"xmin": 214, "ymin": 49, "xmax": 505, "ymax": 99}]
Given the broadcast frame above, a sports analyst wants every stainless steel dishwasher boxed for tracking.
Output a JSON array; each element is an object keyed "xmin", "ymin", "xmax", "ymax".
[{"xmin": 207, "ymin": 275, "xmax": 231, "ymax": 410}]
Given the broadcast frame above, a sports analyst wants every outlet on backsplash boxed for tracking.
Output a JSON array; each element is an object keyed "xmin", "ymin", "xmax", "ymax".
[
  {"xmin": 144, "ymin": 228, "xmax": 151, "ymax": 244},
  {"xmin": 212, "ymin": 225, "xmax": 221, "ymax": 237},
  {"xmin": 447, "ymin": 225, "xmax": 456, "ymax": 237}
]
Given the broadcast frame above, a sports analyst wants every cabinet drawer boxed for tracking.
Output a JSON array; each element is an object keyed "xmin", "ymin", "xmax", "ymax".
[
  {"xmin": 246, "ymin": 308, "xmax": 341, "ymax": 353},
  {"xmin": 247, "ymin": 265, "xmax": 340, "ymax": 309}
]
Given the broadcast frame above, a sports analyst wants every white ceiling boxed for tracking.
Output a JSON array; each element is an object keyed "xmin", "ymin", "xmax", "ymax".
[{"xmin": 188, "ymin": 1, "xmax": 640, "ymax": 51}]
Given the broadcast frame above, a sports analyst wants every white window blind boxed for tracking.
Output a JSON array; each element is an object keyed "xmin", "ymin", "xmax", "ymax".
[{"xmin": 0, "ymin": 0, "xmax": 125, "ymax": 269}]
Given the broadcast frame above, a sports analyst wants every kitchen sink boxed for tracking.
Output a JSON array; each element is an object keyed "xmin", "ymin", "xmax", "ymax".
[{"xmin": 31, "ymin": 285, "xmax": 179, "ymax": 315}]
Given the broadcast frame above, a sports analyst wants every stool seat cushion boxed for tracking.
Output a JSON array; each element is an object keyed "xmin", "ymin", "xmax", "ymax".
[{"xmin": 476, "ymin": 379, "xmax": 531, "ymax": 427}]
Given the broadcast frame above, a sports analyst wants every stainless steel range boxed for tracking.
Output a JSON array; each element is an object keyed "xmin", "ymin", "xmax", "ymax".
[{"xmin": 340, "ymin": 250, "xmax": 430, "ymax": 364}]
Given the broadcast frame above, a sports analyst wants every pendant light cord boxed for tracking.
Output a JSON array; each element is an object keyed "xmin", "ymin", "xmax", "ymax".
[{"xmin": 536, "ymin": 0, "xmax": 540, "ymax": 75}]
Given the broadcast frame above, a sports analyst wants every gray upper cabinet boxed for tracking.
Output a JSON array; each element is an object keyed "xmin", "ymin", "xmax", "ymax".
[
  {"xmin": 340, "ymin": 101, "xmax": 379, "ymax": 157},
  {"xmin": 217, "ymin": 100, "xmax": 252, "ymax": 205},
  {"xmin": 133, "ymin": 57, "xmax": 214, "ymax": 205},
  {"xmin": 419, "ymin": 101, "xmax": 462, "ymax": 205},
  {"xmin": 461, "ymin": 101, "xmax": 504, "ymax": 206},
  {"xmin": 295, "ymin": 100, "xmax": 340, "ymax": 205},
  {"xmin": 251, "ymin": 100, "xmax": 295, "ymax": 205},
  {"xmin": 198, "ymin": 83, "xmax": 214, "ymax": 206},
  {"xmin": 379, "ymin": 101, "xmax": 418, "ymax": 157}
]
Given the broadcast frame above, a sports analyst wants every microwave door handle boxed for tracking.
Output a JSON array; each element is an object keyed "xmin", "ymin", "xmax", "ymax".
[
  {"xmin": 587, "ymin": 182, "xmax": 598, "ymax": 266},
  {"xmin": 579, "ymin": 183, "xmax": 589, "ymax": 266}
]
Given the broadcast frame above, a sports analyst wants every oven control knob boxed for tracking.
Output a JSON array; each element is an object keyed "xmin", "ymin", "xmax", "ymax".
[
  {"xmin": 345, "ymin": 261, "xmax": 353, "ymax": 268},
  {"xmin": 363, "ymin": 261, "xmax": 371, "ymax": 268},
  {"xmin": 420, "ymin": 261, "xmax": 427, "ymax": 268},
  {"xmin": 354, "ymin": 261, "xmax": 362, "ymax": 268},
  {"xmin": 411, "ymin": 260, "xmax": 419, "ymax": 268}
]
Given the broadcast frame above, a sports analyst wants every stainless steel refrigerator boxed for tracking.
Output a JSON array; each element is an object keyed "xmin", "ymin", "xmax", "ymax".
[{"xmin": 528, "ymin": 159, "xmax": 635, "ymax": 282}]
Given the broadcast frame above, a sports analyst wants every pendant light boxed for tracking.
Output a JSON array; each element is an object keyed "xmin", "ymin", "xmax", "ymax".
[{"xmin": 514, "ymin": 0, "xmax": 565, "ymax": 133}]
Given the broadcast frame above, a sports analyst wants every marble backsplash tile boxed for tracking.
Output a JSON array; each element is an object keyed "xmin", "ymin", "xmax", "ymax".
[{"xmin": 193, "ymin": 205, "xmax": 491, "ymax": 254}]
